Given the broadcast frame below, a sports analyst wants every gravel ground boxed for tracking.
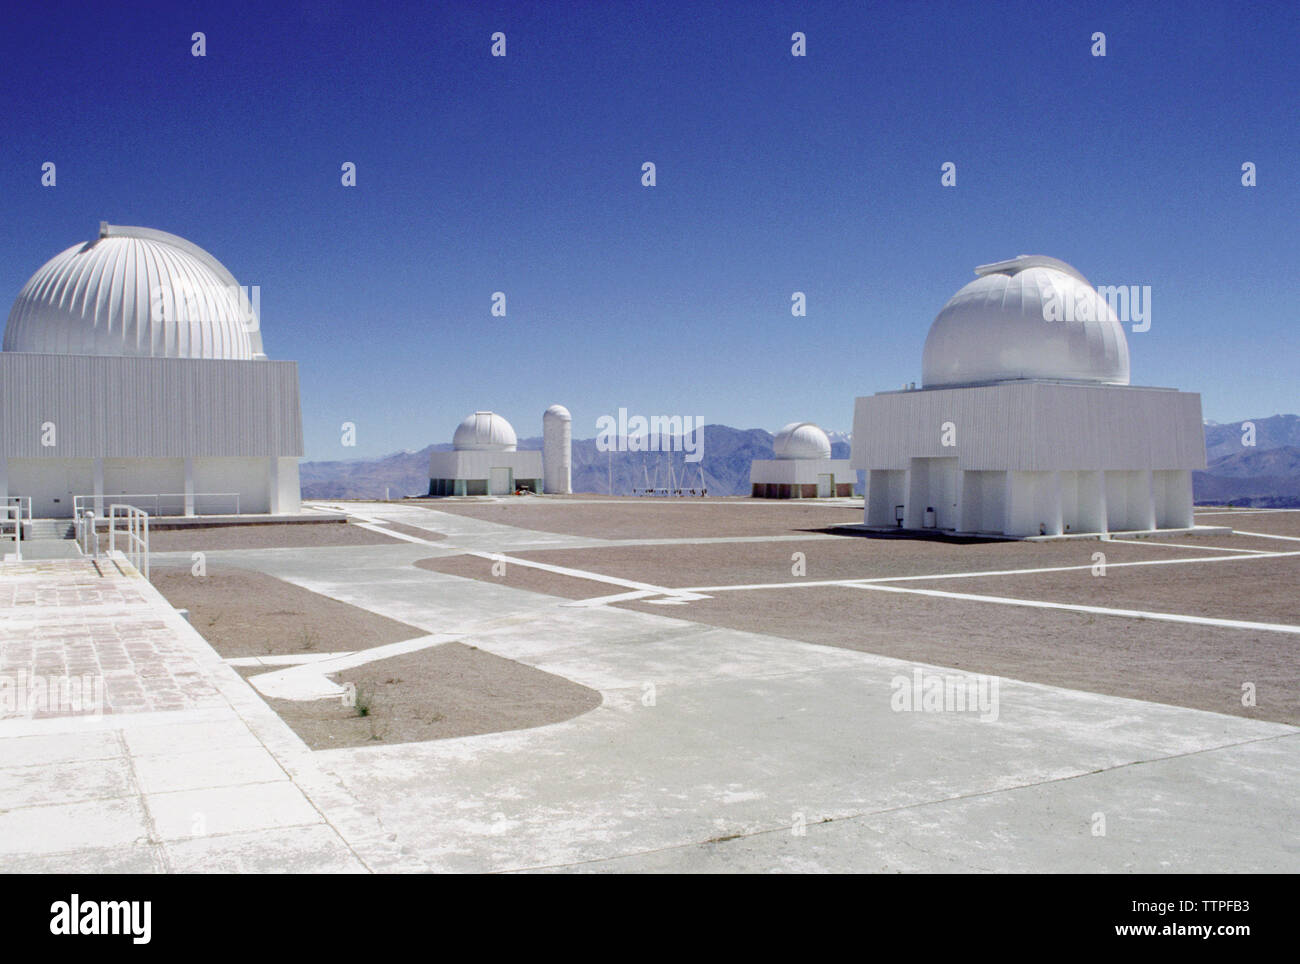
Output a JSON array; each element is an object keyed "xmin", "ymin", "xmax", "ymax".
[
  {"xmin": 236, "ymin": 643, "xmax": 600, "ymax": 750},
  {"xmin": 617, "ymin": 584, "xmax": 1300, "ymax": 725},
  {"xmin": 1192, "ymin": 509, "xmax": 1300, "ymax": 537},
  {"xmin": 152, "ymin": 566, "xmax": 422, "ymax": 657},
  {"xmin": 418, "ymin": 534, "xmax": 1232, "ymax": 599},
  {"xmin": 910, "ymin": 556, "xmax": 1299, "ymax": 625},
  {"xmin": 368, "ymin": 520, "xmax": 447, "ymax": 542},
  {"xmin": 405, "ymin": 496, "xmax": 865, "ymax": 539},
  {"xmin": 154, "ymin": 565, "xmax": 601, "ymax": 745},
  {"xmin": 412, "ymin": 508, "xmax": 1299, "ymax": 724}
]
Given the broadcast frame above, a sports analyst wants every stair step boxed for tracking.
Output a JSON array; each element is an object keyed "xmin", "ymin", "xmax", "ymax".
[{"xmin": 23, "ymin": 521, "xmax": 77, "ymax": 540}]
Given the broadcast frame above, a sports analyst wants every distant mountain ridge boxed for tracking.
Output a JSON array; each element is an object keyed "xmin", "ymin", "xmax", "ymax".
[
  {"xmin": 1194, "ymin": 415, "xmax": 1300, "ymax": 507},
  {"xmin": 300, "ymin": 415, "xmax": 1300, "ymax": 507},
  {"xmin": 1204, "ymin": 414, "xmax": 1300, "ymax": 461}
]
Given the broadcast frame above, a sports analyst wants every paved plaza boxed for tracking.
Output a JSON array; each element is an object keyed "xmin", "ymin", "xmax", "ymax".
[{"xmin": 2, "ymin": 500, "xmax": 1297, "ymax": 872}]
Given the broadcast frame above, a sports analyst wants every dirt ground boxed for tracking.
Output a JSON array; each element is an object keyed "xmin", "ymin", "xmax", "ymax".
[
  {"xmin": 237, "ymin": 643, "xmax": 601, "ymax": 750},
  {"xmin": 153, "ymin": 567, "xmax": 423, "ymax": 657},
  {"xmin": 616, "ymin": 584, "xmax": 1300, "ymax": 724},
  {"xmin": 911, "ymin": 555, "xmax": 1300, "ymax": 625},
  {"xmin": 406, "ymin": 496, "xmax": 864, "ymax": 539},
  {"xmin": 154, "ymin": 566, "xmax": 601, "ymax": 746},
  {"xmin": 1193, "ymin": 508, "xmax": 1300, "ymax": 538},
  {"xmin": 367, "ymin": 520, "xmax": 446, "ymax": 542},
  {"xmin": 410, "ymin": 508, "xmax": 1300, "ymax": 724},
  {"xmin": 416, "ymin": 534, "xmax": 1234, "ymax": 600},
  {"xmin": 146, "ymin": 522, "xmax": 400, "ymax": 552}
]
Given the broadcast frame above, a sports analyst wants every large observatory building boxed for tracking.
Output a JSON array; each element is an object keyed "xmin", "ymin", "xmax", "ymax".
[
  {"xmin": 850, "ymin": 256, "xmax": 1205, "ymax": 537},
  {"xmin": 0, "ymin": 223, "xmax": 303, "ymax": 518}
]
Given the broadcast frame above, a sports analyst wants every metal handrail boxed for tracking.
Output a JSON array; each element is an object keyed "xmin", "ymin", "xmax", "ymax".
[
  {"xmin": 78, "ymin": 510, "xmax": 100, "ymax": 559},
  {"xmin": 4, "ymin": 496, "xmax": 32, "ymax": 525},
  {"xmin": 109, "ymin": 504, "xmax": 149, "ymax": 580},
  {"xmin": 2, "ymin": 504, "xmax": 21, "ymax": 561},
  {"xmin": 73, "ymin": 492, "xmax": 240, "ymax": 518}
]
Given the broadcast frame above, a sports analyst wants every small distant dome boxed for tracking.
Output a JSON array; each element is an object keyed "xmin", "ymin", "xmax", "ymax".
[
  {"xmin": 4, "ymin": 223, "xmax": 263, "ymax": 360},
  {"xmin": 921, "ymin": 255, "xmax": 1130, "ymax": 388},
  {"xmin": 774, "ymin": 422, "xmax": 832, "ymax": 460},
  {"xmin": 543, "ymin": 404, "xmax": 571, "ymax": 422},
  {"xmin": 453, "ymin": 411, "xmax": 517, "ymax": 451}
]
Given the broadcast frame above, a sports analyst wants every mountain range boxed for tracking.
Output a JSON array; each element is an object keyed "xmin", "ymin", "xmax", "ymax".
[{"xmin": 300, "ymin": 416, "xmax": 1300, "ymax": 507}]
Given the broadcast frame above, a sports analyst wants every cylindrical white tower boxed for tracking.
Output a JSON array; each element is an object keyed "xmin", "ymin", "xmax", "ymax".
[{"xmin": 542, "ymin": 404, "xmax": 572, "ymax": 494}]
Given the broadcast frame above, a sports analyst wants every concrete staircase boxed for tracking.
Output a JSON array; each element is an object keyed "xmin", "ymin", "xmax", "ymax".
[{"xmin": 25, "ymin": 519, "xmax": 75, "ymax": 540}]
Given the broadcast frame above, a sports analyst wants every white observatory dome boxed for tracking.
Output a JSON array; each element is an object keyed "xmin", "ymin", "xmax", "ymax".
[
  {"xmin": 773, "ymin": 422, "xmax": 832, "ymax": 460},
  {"xmin": 544, "ymin": 404, "xmax": 571, "ymax": 422},
  {"xmin": 3, "ymin": 223, "xmax": 263, "ymax": 361},
  {"xmin": 921, "ymin": 256, "xmax": 1129, "ymax": 388},
  {"xmin": 453, "ymin": 411, "xmax": 518, "ymax": 451}
]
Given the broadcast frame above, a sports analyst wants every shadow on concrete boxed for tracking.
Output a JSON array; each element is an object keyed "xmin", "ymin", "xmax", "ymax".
[{"xmin": 802, "ymin": 525, "xmax": 1013, "ymax": 545}]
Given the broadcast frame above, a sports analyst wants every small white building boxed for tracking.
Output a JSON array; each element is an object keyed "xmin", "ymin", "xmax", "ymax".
[
  {"xmin": 750, "ymin": 421, "xmax": 855, "ymax": 498},
  {"xmin": 1, "ymin": 223, "xmax": 302, "ymax": 519},
  {"xmin": 428, "ymin": 412, "xmax": 543, "ymax": 496},
  {"xmin": 850, "ymin": 256, "xmax": 1206, "ymax": 537}
]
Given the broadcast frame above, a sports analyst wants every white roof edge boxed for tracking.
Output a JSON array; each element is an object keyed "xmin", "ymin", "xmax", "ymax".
[
  {"xmin": 776, "ymin": 420, "xmax": 827, "ymax": 441},
  {"xmin": 974, "ymin": 255, "xmax": 1090, "ymax": 287},
  {"xmin": 98, "ymin": 222, "xmax": 266, "ymax": 358}
]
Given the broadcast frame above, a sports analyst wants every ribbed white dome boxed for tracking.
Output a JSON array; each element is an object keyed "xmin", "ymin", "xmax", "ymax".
[
  {"xmin": 543, "ymin": 404, "xmax": 571, "ymax": 422},
  {"xmin": 3, "ymin": 224, "xmax": 263, "ymax": 361},
  {"xmin": 773, "ymin": 421, "xmax": 832, "ymax": 460},
  {"xmin": 922, "ymin": 256, "xmax": 1129, "ymax": 388},
  {"xmin": 453, "ymin": 411, "xmax": 517, "ymax": 451}
]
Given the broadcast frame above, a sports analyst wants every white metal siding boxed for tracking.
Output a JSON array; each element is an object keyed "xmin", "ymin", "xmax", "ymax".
[
  {"xmin": 0, "ymin": 353, "xmax": 302, "ymax": 458},
  {"xmin": 851, "ymin": 382, "xmax": 1205, "ymax": 473},
  {"xmin": 429, "ymin": 449, "xmax": 543, "ymax": 482},
  {"xmin": 749, "ymin": 458, "xmax": 854, "ymax": 485}
]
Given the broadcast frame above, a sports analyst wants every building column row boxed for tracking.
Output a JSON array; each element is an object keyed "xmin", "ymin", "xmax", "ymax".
[{"xmin": 865, "ymin": 464, "xmax": 1183, "ymax": 536}]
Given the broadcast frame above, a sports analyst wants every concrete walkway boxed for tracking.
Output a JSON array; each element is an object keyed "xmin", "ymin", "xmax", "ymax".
[
  {"xmin": 0, "ymin": 556, "xmax": 421, "ymax": 873},
  {"xmin": 161, "ymin": 502, "xmax": 1300, "ymax": 872},
  {"xmin": 6, "ymin": 503, "xmax": 1298, "ymax": 873},
  {"xmin": 309, "ymin": 588, "xmax": 1300, "ymax": 873}
]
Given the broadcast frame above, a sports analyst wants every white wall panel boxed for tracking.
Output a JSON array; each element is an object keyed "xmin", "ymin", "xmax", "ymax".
[
  {"xmin": 852, "ymin": 382, "xmax": 1205, "ymax": 473},
  {"xmin": 750, "ymin": 459, "xmax": 853, "ymax": 485},
  {"xmin": 429, "ymin": 450, "xmax": 543, "ymax": 481},
  {"xmin": 0, "ymin": 353, "xmax": 302, "ymax": 458}
]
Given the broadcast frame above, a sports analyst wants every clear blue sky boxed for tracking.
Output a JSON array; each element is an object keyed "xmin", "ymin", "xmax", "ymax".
[{"xmin": 2, "ymin": 0, "xmax": 1295, "ymax": 459}]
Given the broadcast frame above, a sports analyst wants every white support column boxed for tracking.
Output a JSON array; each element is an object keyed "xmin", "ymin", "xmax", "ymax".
[
  {"xmin": 1006, "ymin": 471, "xmax": 1059, "ymax": 537},
  {"xmin": 277, "ymin": 457, "xmax": 301, "ymax": 514},
  {"xmin": 1004, "ymin": 472, "xmax": 1025, "ymax": 536},
  {"xmin": 903, "ymin": 461, "xmax": 926, "ymax": 529},
  {"xmin": 267, "ymin": 457, "xmax": 281, "ymax": 515},
  {"xmin": 864, "ymin": 471, "xmax": 883, "ymax": 525},
  {"xmin": 92, "ymin": 458, "xmax": 104, "ymax": 516},
  {"xmin": 955, "ymin": 471, "xmax": 974, "ymax": 534},
  {"xmin": 1044, "ymin": 471, "xmax": 1064, "ymax": 537},
  {"xmin": 184, "ymin": 458, "xmax": 195, "ymax": 517},
  {"xmin": 1136, "ymin": 469, "xmax": 1156, "ymax": 531},
  {"xmin": 1169, "ymin": 470, "xmax": 1194, "ymax": 529},
  {"xmin": 1076, "ymin": 470, "xmax": 1107, "ymax": 535}
]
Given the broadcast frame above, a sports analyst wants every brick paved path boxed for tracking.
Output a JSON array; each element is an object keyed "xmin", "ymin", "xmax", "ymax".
[{"xmin": 0, "ymin": 555, "xmax": 418, "ymax": 872}]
